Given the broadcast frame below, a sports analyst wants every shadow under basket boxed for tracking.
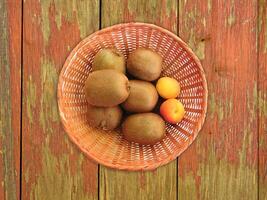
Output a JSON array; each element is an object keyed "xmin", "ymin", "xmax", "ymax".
[{"xmin": 57, "ymin": 22, "xmax": 208, "ymax": 171}]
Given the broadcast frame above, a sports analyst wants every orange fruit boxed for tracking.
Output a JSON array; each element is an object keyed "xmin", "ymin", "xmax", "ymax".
[
  {"xmin": 160, "ymin": 99, "xmax": 185, "ymax": 124},
  {"xmin": 156, "ymin": 77, "xmax": 180, "ymax": 99}
]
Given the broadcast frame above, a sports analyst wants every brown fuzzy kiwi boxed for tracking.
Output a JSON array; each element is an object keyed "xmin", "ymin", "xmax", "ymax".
[
  {"xmin": 122, "ymin": 80, "xmax": 158, "ymax": 113},
  {"xmin": 92, "ymin": 49, "xmax": 126, "ymax": 73},
  {"xmin": 85, "ymin": 69, "xmax": 129, "ymax": 107},
  {"xmin": 127, "ymin": 48, "xmax": 163, "ymax": 81},
  {"xmin": 122, "ymin": 113, "xmax": 166, "ymax": 145},
  {"xmin": 87, "ymin": 105, "xmax": 122, "ymax": 130}
]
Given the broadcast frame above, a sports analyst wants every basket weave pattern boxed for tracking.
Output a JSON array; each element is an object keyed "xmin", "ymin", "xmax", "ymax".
[{"xmin": 58, "ymin": 23, "xmax": 208, "ymax": 170}]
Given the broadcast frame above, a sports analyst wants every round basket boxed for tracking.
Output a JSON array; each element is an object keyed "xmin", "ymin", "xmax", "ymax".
[{"xmin": 58, "ymin": 22, "xmax": 208, "ymax": 171}]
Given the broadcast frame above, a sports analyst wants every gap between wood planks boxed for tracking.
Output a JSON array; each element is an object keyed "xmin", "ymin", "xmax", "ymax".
[
  {"xmin": 97, "ymin": 1, "xmax": 101, "ymax": 200},
  {"xmin": 19, "ymin": 0, "xmax": 23, "ymax": 200},
  {"xmin": 257, "ymin": 1, "xmax": 259, "ymax": 199},
  {"xmin": 177, "ymin": 1, "xmax": 179, "ymax": 200}
]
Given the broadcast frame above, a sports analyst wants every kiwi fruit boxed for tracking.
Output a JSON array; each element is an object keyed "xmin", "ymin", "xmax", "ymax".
[
  {"xmin": 122, "ymin": 80, "xmax": 158, "ymax": 113},
  {"xmin": 127, "ymin": 48, "xmax": 163, "ymax": 81},
  {"xmin": 92, "ymin": 49, "xmax": 126, "ymax": 73},
  {"xmin": 122, "ymin": 113, "xmax": 166, "ymax": 145},
  {"xmin": 85, "ymin": 69, "xmax": 129, "ymax": 107},
  {"xmin": 87, "ymin": 105, "xmax": 122, "ymax": 130}
]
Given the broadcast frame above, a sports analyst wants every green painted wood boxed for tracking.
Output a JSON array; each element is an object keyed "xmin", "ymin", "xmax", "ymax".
[
  {"xmin": 178, "ymin": 0, "xmax": 258, "ymax": 199},
  {"xmin": 100, "ymin": 0, "xmax": 178, "ymax": 200},
  {"xmin": 0, "ymin": 0, "xmax": 21, "ymax": 199},
  {"xmin": 259, "ymin": 0, "xmax": 267, "ymax": 199},
  {"xmin": 22, "ymin": 1, "xmax": 99, "ymax": 199},
  {"xmin": 0, "ymin": 0, "xmax": 262, "ymax": 198}
]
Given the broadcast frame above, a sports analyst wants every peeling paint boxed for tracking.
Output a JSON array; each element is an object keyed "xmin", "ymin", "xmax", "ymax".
[
  {"xmin": 22, "ymin": 1, "xmax": 100, "ymax": 199},
  {"xmin": 227, "ymin": 96, "xmax": 233, "ymax": 116},
  {"xmin": 259, "ymin": 90, "xmax": 267, "ymax": 117},
  {"xmin": 24, "ymin": 168, "xmax": 29, "ymax": 184},
  {"xmin": 227, "ymin": 11, "xmax": 235, "ymax": 27},
  {"xmin": 227, "ymin": 8, "xmax": 235, "ymax": 26},
  {"xmin": 187, "ymin": 7, "xmax": 198, "ymax": 23},
  {"xmin": 166, "ymin": 0, "xmax": 173, "ymax": 17},
  {"xmin": 26, "ymin": 76, "xmax": 37, "ymax": 124},
  {"xmin": 55, "ymin": 11, "xmax": 62, "ymax": 30},
  {"xmin": 208, "ymin": 0, "xmax": 212, "ymax": 13},
  {"xmin": 53, "ymin": 1, "xmax": 75, "ymax": 29},
  {"xmin": 259, "ymin": 179, "xmax": 267, "ymax": 200},
  {"xmin": 218, "ymin": 101, "xmax": 224, "ymax": 122},
  {"xmin": 126, "ymin": 0, "xmax": 177, "ymax": 32},
  {"xmin": 41, "ymin": 1, "xmax": 98, "ymax": 42},
  {"xmin": 40, "ymin": 1, "xmax": 51, "ymax": 44},
  {"xmin": 247, "ymin": 84, "xmax": 257, "ymax": 121},
  {"xmin": 184, "ymin": 7, "xmax": 205, "ymax": 60},
  {"xmin": 194, "ymin": 39, "xmax": 205, "ymax": 60},
  {"xmin": 100, "ymin": 160, "xmax": 177, "ymax": 199},
  {"xmin": 185, "ymin": 128, "xmax": 257, "ymax": 199},
  {"xmin": 178, "ymin": 171, "xmax": 197, "ymax": 200},
  {"xmin": 259, "ymin": 0, "xmax": 264, "ymax": 33},
  {"xmin": 202, "ymin": 18, "xmax": 206, "ymax": 27},
  {"xmin": 199, "ymin": 152, "xmax": 256, "ymax": 199},
  {"xmin": 30, "ymin": 140, "xmax": 92, "ymax": 200},
  {"xmin": 227, "ymin": 0, "xmax": 236, "ymax": 27},
  {"xmin": 0, "ymin": 116, "xmax": 2, "ymax": 135},
  {"xmin": 264, "ymin": 17, "xmax": 267, "ymax": 53},
  {"xmin": 259, "ymin": 135, "xmax": 266, "ymax": 148},
  {"xmin": 54, "ymin": 0, "xmax": 98, "ymax": 38},
  {"xmin": 253, "ymin": 83, "xmax": 258, "ymax": 116},
  {"xmin": 209, "ymin": 92, "xmax": 233, "ymax": 121},
  {"xmin": 209, "ymin": 93, "xmax": 216, "ymax": 118},
  {"xmin": 39, "ymin": 58, "xmax": 60, "ymax": 133},
  {"xmin": 0, "ymin": 1, "xmax": 17, "ymax": 198},
  {"xmin": 178, "ymin": 0, "xmax": 259, "ymax": 199},
  {"xmin": 258, "ymin": 0, "xmax": 267, "ymax": 53}
]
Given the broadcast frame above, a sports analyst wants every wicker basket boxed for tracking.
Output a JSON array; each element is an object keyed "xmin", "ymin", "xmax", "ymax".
[{"xmin": 57, "ymin": 23, "xmax": 208, "ymax": 171}]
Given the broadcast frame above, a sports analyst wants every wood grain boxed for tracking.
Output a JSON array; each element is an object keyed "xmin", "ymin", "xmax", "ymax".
[
  {"xmin": 178, "ymin": 0, "xmax": 258, "ymax": 199},
  {"xmin": 259, "ymin": 0, "xmax": 267, "ymax": 199},
  {"xmin": 22, "ymin": 1, "xmax": 99, "ymax": 199},
  {"xmin": 100, "ymin": 0, "xmax": 177, "ymax": 199},
  {"xmin": 0, "ymin": 0, "xmax": 21, "ymax": 199},
  {"xmin": 0, "ymin": 0, "xmax": 263, "ymax": 199}
]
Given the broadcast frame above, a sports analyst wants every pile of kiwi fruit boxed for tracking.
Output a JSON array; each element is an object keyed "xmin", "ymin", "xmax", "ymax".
[{"xmin": 84, "ymin": 48, "xmax": 166, "ymax": 145}]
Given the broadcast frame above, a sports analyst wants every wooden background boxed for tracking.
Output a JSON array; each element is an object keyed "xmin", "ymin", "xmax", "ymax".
[{"xmin": 0, "ymin": 0, "xmax": 266, "ymax": 199}]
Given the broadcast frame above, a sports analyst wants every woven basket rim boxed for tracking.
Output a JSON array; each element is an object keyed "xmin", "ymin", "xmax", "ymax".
[{"xmin": 57, "ymin": 22, "xmax": 208, "ymax": 171}]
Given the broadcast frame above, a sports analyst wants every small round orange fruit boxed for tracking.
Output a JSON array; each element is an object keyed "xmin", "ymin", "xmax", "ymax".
[
  {"xmin": 160, "ymin": 99, "xmax": 185, "ymax": 124},
  {"xmin": 156, "ymin": 77, "xmax": 180, "ymax": 99}
]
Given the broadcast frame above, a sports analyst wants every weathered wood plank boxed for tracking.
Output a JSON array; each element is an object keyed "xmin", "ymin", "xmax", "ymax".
[
  {"xmin": 101, "ymin": 0, "xmax": 177, "ymax": 31},
  {"xmin": 99, "ymin": 1, "xmax": 177, "ymax": 200},
  {"xmin": 22, "ymin": 1, "xmax": 99, "ymax": 199},
  {"xmin": 0, "ymin": 0, "xmax": 21, "ymax": 199},
  {"xmin": 259, "ymin": 0, "xmax": 267, "ymax": 199},
  {"xmin": 178, "ymin": 0, "xmax": 258, "ymax": 199}
]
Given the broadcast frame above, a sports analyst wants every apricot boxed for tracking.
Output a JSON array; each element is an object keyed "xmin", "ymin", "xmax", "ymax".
[
  {"xmin": 156, "ymin": 77, "xmax": 180, "ymax": 99},
  {"xmin": 160, "ymin": 99, "xmax": 185, "ymax": 124}
]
